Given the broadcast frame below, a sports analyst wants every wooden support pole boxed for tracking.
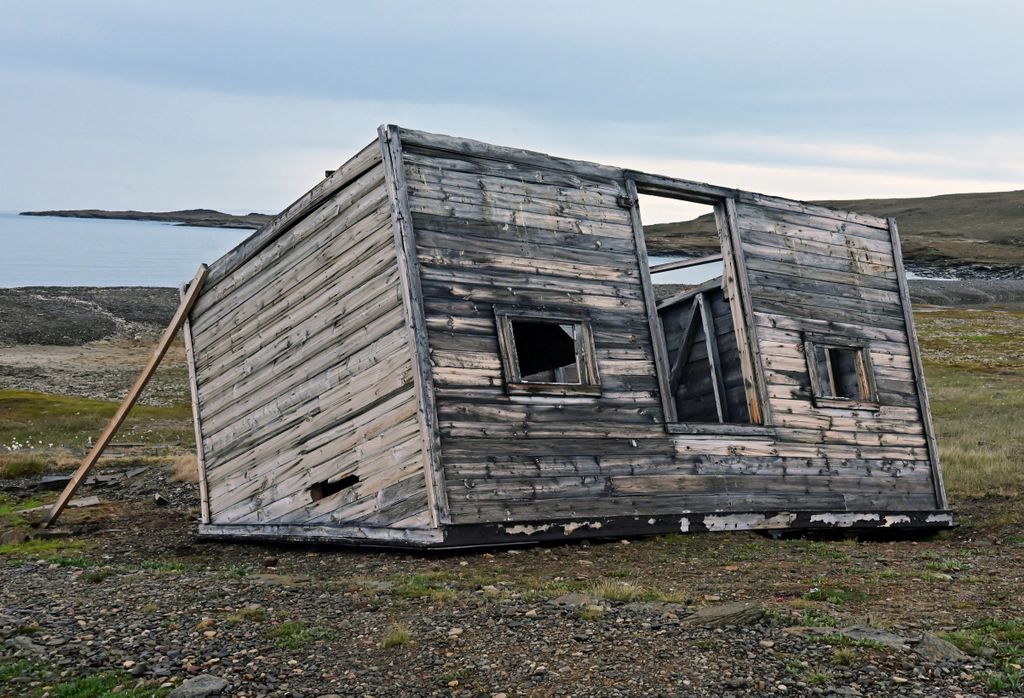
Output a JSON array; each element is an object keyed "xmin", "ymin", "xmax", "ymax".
[
  {"xmin": 697, "ymin": 292, "xmax": 728, "ymax": 423},
  {"xmin": 40, "ymin": 264, "xmax": 209, "ymax": 529},
  {"xmin": 667, "ymin": 299, "xmax": 700, "ymax": 396}
]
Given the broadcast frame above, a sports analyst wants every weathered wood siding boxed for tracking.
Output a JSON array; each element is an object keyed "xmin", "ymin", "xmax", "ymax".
[
  {"xmin": 398, "ymin": 129, "xmax": 673, "ymax": 525},
  {"xmin": 186, "ymin": 142, "xmax": 434, "ymax": 533},
  {"xmin": 729, "ymin": 197, "xmax": 939, "ymax": 510},
  {"xmin": 399, "ymin": 129, "xmax": 943, "ymax": 526}
]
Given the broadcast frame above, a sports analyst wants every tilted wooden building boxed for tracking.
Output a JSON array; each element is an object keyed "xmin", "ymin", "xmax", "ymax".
[{"xmin": 182, "ymin": 125, "xmax": 951, "ymax": 548}]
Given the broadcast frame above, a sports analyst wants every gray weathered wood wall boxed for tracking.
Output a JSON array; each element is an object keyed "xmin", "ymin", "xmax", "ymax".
[
  {"xmin": 186, "ymin": 141, "xmax": 434, "ymax": 534},
  {"xmin": 397, "ymin": 127, "xmax": 943, "ymax": 526}
]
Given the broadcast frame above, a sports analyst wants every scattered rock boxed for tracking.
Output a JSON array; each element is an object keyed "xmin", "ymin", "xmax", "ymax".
[
  {"xmin": 168, "ymin": 674, "xmax": 229, "ymax": 697},
  {"xmin": 153, "ymin": 493, "xmax": 170, "ymax": 506},
  {"xmin": 5, "ymin": 635, "xmax": 43, "ymax": 654},
  {"xmin": 263, "ymin": 556, "xmax": 278, "ymax": 568},
  {"xmin": 0, "ymin": 529, "xmax": 32, "ymax": 545}
]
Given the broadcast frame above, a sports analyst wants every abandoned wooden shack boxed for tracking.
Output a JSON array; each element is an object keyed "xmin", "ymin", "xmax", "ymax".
[{"xmin": 181, "ymin": 125, "xmax": 951, "ymax": 547}]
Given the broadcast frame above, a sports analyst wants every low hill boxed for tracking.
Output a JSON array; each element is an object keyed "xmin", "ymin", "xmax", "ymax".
[
  {"xmin": 20, "ymin": 208, "xmax": 272, "ymax": 229},
  {"xmin": 644, "ymin": 189, "xmax": 1024, "ymax": 274}
]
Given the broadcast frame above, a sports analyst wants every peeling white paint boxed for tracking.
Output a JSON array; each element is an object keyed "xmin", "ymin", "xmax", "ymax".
[
  {"xmin": 562, "ymin": 521, "xmax": 602, "ymax": 535},
  {"xmin": 679, "ymin": 517, "xmax": 690, "ymax": 533},
  {"xmin": 809, "ymin": 512, "xmax": 880, "ymax": 527},
  {"xmin": 503, "ymin": 523, "xmax": 553, "ymax": 536},
  {"xmin": 926, "ymin": 513, "xmax": 954, "ymax": 525},
  {"xmin": 882, "ymin": 515, "xmax": 912, "ymax": 527},
  {"xmin": 703, "ymin": 512, "xmax": 797, "ymax": 531}
]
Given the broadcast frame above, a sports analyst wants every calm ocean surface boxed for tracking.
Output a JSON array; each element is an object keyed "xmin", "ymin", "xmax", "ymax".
[{"xmin": 0, "ymin": 212, "xmax": 253, "ymax": 287}]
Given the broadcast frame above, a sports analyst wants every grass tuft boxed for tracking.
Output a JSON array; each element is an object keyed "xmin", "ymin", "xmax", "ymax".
[
  {"xmin": 382, "ymin": 623, "xmax": 412, "ymax": 648},
  {"xmin": 267, "ymin": 620, "xmax": 328, "ymax": 649}
]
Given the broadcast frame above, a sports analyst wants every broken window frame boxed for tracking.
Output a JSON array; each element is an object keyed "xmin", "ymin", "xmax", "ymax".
[
  {"xmin": 623, "ymin": 173, "xmax": 769, "ymax": 432},
  {"xmin": 803, "ymin": 334, "xmax": 879, "ymax": 410},
  {"xmin": 493, "ymin": 306, "xmax": 601, "ymax": 397}
]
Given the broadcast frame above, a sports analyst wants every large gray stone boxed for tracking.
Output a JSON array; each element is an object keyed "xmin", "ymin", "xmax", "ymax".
[
  {"xmin": 838, "ymin": 625, "xmax": 910, "ymax": 651},
  {"xmin": 169, "ymin": 674, "xmax": 229, "ymax": 697},
  {"xmin": 913, "ymin": 632, "xmax": 969, "ymax": 662}
]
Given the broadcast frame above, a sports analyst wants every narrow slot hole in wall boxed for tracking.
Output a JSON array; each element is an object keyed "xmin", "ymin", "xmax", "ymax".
[
  {"xmin": 309, "ymin": 474, "xmax": 359, "ymax": 502},
  {"xmin": 637, "ymin": 194, "xmax": 721, "ymax": 287}
]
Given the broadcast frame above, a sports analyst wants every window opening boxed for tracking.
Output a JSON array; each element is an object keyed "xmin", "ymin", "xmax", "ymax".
[
  {"xmin": 804, "ymin": 337, "xmax": 877, "ymax": 407},
  {"xmin": 494, "ymin": 309, "xmax": 599, "ymax": 396},
  {"xmin": 638, "ymin": 194, "xmax": 722, "ymax": 287},
  {"xmin": 511, "ymin": 320, "xmax": 581, "ymax": 384}
]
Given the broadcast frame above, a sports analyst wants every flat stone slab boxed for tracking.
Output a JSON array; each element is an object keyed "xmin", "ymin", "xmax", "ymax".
[{"xmin": 169, "ymin": 674, "xmax": 229, "ymax": 697}]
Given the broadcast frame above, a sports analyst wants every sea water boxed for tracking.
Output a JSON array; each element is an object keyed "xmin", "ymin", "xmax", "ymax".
[{"xmin": 0, "ymin": 212, "xmax": 252, "ymax": 287}]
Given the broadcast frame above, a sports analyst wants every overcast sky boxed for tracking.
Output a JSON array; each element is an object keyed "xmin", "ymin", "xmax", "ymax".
[{"xmin": 1, "ymin": 1, "xmax": 1022, "ymax": 216}]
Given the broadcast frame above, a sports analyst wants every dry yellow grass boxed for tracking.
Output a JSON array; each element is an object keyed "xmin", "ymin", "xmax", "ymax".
[
  {"xmin": 170, "ymin": 454, "xmax": 199, "ymax": 483},
  {"xmin": 916, "ymin": 309, "xmax": 1024, "ymax": 500}
]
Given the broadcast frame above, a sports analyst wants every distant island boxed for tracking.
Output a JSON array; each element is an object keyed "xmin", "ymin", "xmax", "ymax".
[{"xmin": 20, "ymin": 208, "xmax": 273, "ymax": 230}]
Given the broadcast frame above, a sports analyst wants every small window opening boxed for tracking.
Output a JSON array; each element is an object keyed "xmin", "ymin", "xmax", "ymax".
[
  {"xmin": 309, "ymin": 473, "xmax": 359, "ymax": 502},
  {"xmin": 805, "ymin": 337, "xmax": 877, "ymax": 407},
  {"xmin": 511, "ymin": 320, "xmax": 581, "ymax": 384},
  {"xmin": 494, "ymin": 308, "xmax": 599, "ymax": 396},
  {"xmin": 825, "ymin": 347, "xmax": 862, "ymax": 399}
]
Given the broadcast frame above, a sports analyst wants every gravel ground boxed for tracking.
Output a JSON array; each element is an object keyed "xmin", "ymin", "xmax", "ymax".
[
  {"xmin": 1, "ymin": 286, "xmax": 1021, "ymax": 696},
  {"xmin": 0, "ymin": 466, "xmax": 1016, "ymax": 697}
]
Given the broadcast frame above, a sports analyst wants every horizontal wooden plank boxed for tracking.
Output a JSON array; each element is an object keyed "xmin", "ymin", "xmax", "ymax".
[
  {"xmin": 398, "ymin": 128, "xmax": 626, "ymax": 184},
  {"xmin": 411, "ymin": 212, "xmax": 638, "ymax": 256}
]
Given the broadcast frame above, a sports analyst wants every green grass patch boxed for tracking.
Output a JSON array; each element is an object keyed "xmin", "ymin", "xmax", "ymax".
[
  {"xmin": 0, "ymin": 659, "xmax": 167, "ymax": 698},
  {"xmin": 799, "ymin": 608, "xmax": 843, "ymax": 628},
  {"xmin": 48, "ymin": 670, "xmax": 168, "ymax": 697},
  {"xmin": 0, "ymin": 537, "xmax": 88, "ymax": 561},
  {"xmin": 803, "ymin": 585, "xmax": 866, "ymax": 605},
  {"xmin": 266, "ymin": 620, "xmax": 328, "ymax": 650},
  {"xmin": 382, "ymin": 623, "xmax": 412, "ymax": 648},
  {"xmin": 986, "ymin": 663, "xmax": 1024, "ymax": 693},
  {"xmin": 0, "ymin": 493, "xmax": 47, "ymax": 526},
  {"xmin": 0, "ymin": 389, "xmax": 193, "ymax": 452},
  {"xmin": 392, "ymin": 573, "xmax": 457, "ymax": 602},
  {"xmin": 943, "ymin": 618, "xmax": 1024, "ymax": 663},
  {"xmin": 82, "ymin": 568, "xmax": 115, "ymax": 584}
]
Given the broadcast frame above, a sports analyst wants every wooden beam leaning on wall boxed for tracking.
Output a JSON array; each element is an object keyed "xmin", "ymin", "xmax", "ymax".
[{"xmin": 40, "ymin": 264, "xmax": 209, "ymax": 529}]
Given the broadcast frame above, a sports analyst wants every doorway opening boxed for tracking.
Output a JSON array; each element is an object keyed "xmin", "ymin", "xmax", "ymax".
[{"xmin": 632, "ymin": 184, "xmax": 760, "ymax": 426}]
